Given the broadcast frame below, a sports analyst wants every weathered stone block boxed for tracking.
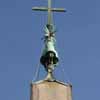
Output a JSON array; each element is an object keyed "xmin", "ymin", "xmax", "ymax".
[{"xmin": 30, "ymin": 81, "xmax": 72, "ymax": 100}]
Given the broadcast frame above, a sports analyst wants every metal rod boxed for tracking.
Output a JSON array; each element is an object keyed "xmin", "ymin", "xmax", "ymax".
[
  {"xmin": 48, "ymin": 0, "xmax": 52, "ymax": 25},
  {"xmin": 32, "ymin": 7, "xmax": 66, "ymax": 12}
]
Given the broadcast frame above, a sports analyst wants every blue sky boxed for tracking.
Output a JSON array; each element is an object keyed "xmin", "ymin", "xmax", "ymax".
[{"xmin": 0, "ymin": 0, "xmax": 100, "ymax": 100}]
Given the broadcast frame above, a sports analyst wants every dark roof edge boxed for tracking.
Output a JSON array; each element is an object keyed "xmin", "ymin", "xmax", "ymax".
[{"xmin": 31, "ymin": 79, "xmax": 72, "ymax": 87}]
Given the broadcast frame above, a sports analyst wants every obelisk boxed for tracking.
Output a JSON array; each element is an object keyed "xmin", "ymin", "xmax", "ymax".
[{"xmin": 31, "ymin": 0, "xmax": 72, "ymax": 100}]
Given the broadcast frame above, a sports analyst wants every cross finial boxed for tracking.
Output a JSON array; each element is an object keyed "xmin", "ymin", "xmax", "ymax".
[
  {"xmin": 32, "ymin": 0, "xmax": 66, "ymax": 25},
  {"xmin": 32, "ymin": 0, "xmax": 66, "ymax": 81}
]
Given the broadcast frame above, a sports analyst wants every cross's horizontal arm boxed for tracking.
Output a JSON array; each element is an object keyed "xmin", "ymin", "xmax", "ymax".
[{"xmin": 32, "ymin": 7, "xmax": 66, "ymax": 12}]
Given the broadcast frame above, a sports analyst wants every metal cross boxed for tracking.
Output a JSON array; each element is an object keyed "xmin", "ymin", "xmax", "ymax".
[{"xmin": 32, "ymin": 0, "xmax": 66, "ymax": 25}]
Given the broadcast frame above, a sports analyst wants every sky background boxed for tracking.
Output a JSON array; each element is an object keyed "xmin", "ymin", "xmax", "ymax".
[{"xmin": 0, "ymin": 0, "xmax": 100, "ymax": 100}]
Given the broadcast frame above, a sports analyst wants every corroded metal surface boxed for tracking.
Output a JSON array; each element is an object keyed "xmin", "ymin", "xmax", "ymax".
[{"xmin": 30, "ymin": 81, "xmax": 72, "ymax": 100}]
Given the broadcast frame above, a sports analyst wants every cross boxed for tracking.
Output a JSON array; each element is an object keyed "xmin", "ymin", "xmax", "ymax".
[{"xmin": 32, "ymin": 0, "xmax": 66, "ymax": 25}]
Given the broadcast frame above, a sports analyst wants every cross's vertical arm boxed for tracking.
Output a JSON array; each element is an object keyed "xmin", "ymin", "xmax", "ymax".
[{"xmin": 48, "ymin": 0, "xmax": 52, "ymax": 25}]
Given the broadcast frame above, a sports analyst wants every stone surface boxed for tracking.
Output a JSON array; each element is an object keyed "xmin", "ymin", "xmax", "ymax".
[{"xmin": 30, "ymin": 80, "xmax": 72, "ymax": 100}]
